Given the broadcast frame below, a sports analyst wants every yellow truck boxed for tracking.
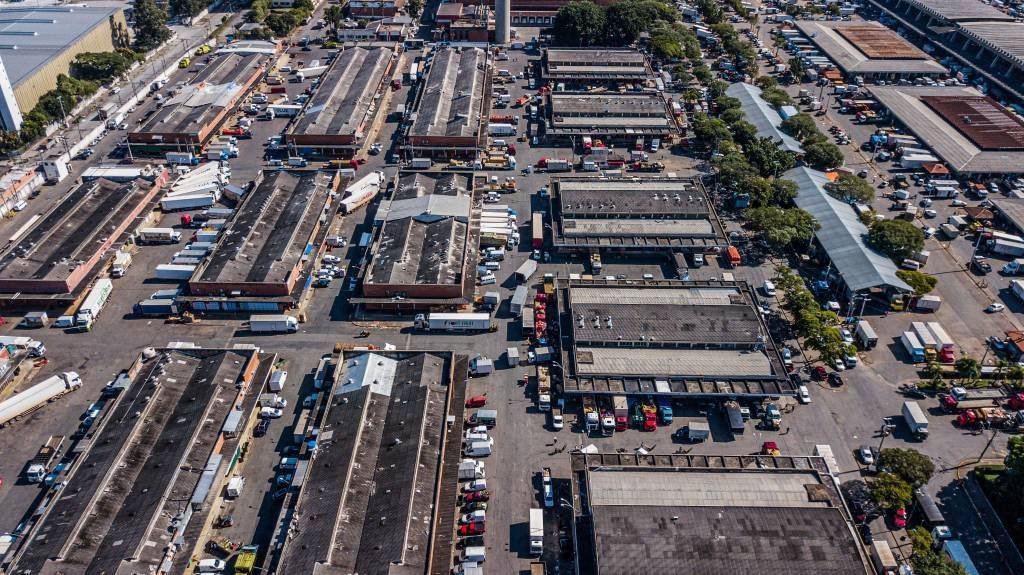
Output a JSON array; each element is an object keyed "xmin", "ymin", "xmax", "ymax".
[{"xmin": 234, "ymin": 544, "xmax": 257, "ymax": 574}]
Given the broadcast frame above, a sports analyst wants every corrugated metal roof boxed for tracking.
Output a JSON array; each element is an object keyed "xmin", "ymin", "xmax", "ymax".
[
  {"xmin": 786, "ymin": 167, "xmax": 912, "ymax": 293},
  {"xmin": 589, "ymin": 470, "xmax": 829, "ymax": 508},
  {"xmin": 571, "ymin": 286, "xmax": 741, "ymax": 306},
  {"xmin": 725, "ymin": 83, "xmax": 805, "ymax": 153},
  {"xmin": 575, "ymin": 348, "xmax": 772, "ymax": 377}
]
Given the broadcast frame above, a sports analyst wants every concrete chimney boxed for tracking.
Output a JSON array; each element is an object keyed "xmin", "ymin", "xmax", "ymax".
[{"xmin": 495, "ymin": 0, "xmax": 511, "ymax": 45}]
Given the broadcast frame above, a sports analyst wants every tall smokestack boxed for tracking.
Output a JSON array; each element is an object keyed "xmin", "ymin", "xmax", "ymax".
[{"xmin": 495, "ymin": 0, "xmax": 511, "ymax": 44}]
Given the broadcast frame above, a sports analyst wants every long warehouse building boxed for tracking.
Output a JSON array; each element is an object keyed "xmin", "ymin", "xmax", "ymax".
[
  {"xmin": 285, "ymin": 46, "xmax": 395, "ymax": 156},
  {"xmin": 129, "ymin": 53, "xmax": 271, "ymax": 150},
  {"xmin": 543, "ymin": 92, "xmax": 677, "ymax": 144},
  {"xmin": 182, "ymin": 170, "xmax": 344, "ymax": 313},
  {"xmin": 406, "ymin": 47, "xmax": 490, "ymax": 157},
  {"xmin": 0, "ymin": 175, "xmax": 167, "ymax": 300}
]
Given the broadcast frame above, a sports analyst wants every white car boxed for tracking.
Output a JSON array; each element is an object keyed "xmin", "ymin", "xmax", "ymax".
[
  {"xmin": 840, "ymin": 328, "xmax": 854, "ymax": 344},
  {"xmin": 260, "ymin": 407, "xmax": 283, "ymax": 419},
  {"xmin": 798, "ymin": 385, "xmax": 811, "ymax": 404},
  {"xmin": 552, "ymin": 414, "xmax": 564, "ymax": 430},
  {"xmin": 369, "ymin": 142, "xmax": 383, "ymax": 155},
  {"xmin": 322, "ymin": 255, "xmax": 341, "ymax": 264},
  {"xmin": 986, "ymin": 302, "xmax": 1006, "ymax": 313},
  {"xmin": 951, "ymin": 199, "xmax": 967, "ymax": 207}
]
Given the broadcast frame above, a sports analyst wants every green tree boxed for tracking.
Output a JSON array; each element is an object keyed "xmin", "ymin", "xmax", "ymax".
[
  {"xmin": 325, "ymin": 5, "xmax": 344, "ymax": 30},
  {"xmin": 803, "ymin": 141, "xmax": 844, "ymax": 169},
  {"xmin": 170, "ymin": 0, "xmax": 207, "ymax": 18},
  {"xmin": 132, "ymin": 0, "xmax": 172, "ymax": 51},
  {"xmin": 896, "ymin": 270, "xmax": 937, "ymax": 295},
  {"xmin": 650, "ymin": 34, "xmax": 683, "ymax": 59},
  {"xmin": 407, "ymin": 0, "xmax": 423, "ymax": 17},
  {"xmin": 72, "ymin": 51, "xmax": 138, "ymax": 81},
  {"xmin": 760, "ymin": 86, "xmax": 793, "ymax": 108},
  {"xmin": 912, "ymin": 548, "xmax": 970, "ymax": 575},
  {"xmin": 872, "ymin": 472, "xmax": 913, "ymax": 509},
  {"xmin": 781, "ymin": 114, "xmax": 821, "ymax": 141},
  {"xmin": 868, "ymin": 219, "xmax": 924, "ymax": 261},
  {"xmin": 691, "ymin": 113, "xmax": 733, "ymax": 149},
  {"xmin": 787, "ymin": 56, "xmax": 806, "ymax": 80},
  {"xmin": 746, "ymin": 206, "xmax": 819, "ymax": 248},
  {"xmin": 754, "ymin": 76, "xmax": 778, "ymax": 90},
  {"xmin": 720, "ymin": 107, "xmax": 745, "ymax": 125},
  {"xmin": 1007, "ymin": 364, "xmax": 1024, "ymax": 389},
  {"xmin": 552, "ymin": 1, "xmax": 607, "ymax": 47},
  {"xmin": 265, "ymin": 11, "xmax": 299, "ymax": 36},
  {"xmin": 745, "ymin": 136, "xmax": 797, "ymax": 177},
  {"xmin": 1006, "ymin": 436, "xmax": 1024, "ymax": 474},
  {"xmin": 878, "ymin": 448, "xmax": 935, "ymax": 488},
  {"xmin": 603, "ymin": 2, "xmax": 650, "ymax": 45},
  {"xmin": 826, "ymin": 173, "xmax": 875, "ymax": 203},
  {"xmin": 955, "ymin": 356, "xmax": 981, "ymax": 380},
  {"xmin": 715, "ymin": 95, "xmax": 741, "ymax": 112}
]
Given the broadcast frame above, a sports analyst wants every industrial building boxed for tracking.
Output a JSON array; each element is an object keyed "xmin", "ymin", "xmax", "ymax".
[
  {"xmin": 0, "ymin": 6, "xmax": 129, "ymax": 131},
  {"xmin": 285, "ymin": 46, "xmax": 395, "ymax": 156},
  {"xmin": 542, "ymin": 48, "xmax": 654, "ymax": 86},
  {"xmin": 273, "ymin": 350, "xmax": 467, "ymax": 575},
  {"xmin": 787, "ymin": 166, "xmax": 912, "ymax": 298},
  {"xmin": 557, "ymin": 279, "xmax": 793, "ymax": 398},
  {"xmin": 182, "ymin": 170, "xmax": 344, "ymax": 313},
  {"xmin": 354, "ymin": 172, "xmax": 475, "ymax": 311},
  {"xmin": 543, "ymin": 92, "xmax": 677, "ymax": 144},
  {"xmin": 868, "ymin": 0, "xmax": 1024, "ymax": 103},
  {"xmin": 550, "ymin": 177, "xmax": 728, "ymax": 253},
  {"xmin": 793, "ymin": 20, "xmax": 947, "ymax": 81},
  {"xmin": 725, "ymin": 83, "xmax": 804, "ymax": 153},
  {"xmin": 406, "ymin": 47, "xmax": 490, "ymax": 157},
  {"xmin": 129, "ymin": 53, "xmax": 271, "ymax": 150},
  {"xmin": 868, "ymin": 85, "xmax": 1024, "ymax": 176},
  {"xmin": 0, "ymin": 175, "xmax": 167, "ymax": 300},
  {"xmin": 10, "ymin": 346, "xmax": 273, "ymax": 575},
  {"xmin": 569, "ymin": 452, "xmax": 869, "ymax": 575},
  {"xmin": 460, "ymin": 0, "xmax": 618, "ymax": 26}
]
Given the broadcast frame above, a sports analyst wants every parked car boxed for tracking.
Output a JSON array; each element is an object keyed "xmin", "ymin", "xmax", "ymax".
[
  {"xmin": 798, "ymin": 385, "xmax": 811, "ymax": 404},
  {"xmin": 857, "ymin": 445, "xmax": 875, "ymax": 465},
  {"xmin": 254, "ymin": 419, "xmax": 271, "ymax": 437},
  {"xmin": 986, "ymin": 302, "xmax": 1005, "ymax": 313}
]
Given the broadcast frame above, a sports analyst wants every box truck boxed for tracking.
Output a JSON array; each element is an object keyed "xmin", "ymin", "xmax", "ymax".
[
  {"xmin": 901, "ymin": 331, "xmax": 925, "ymax": 362},
  {"xmin": 155, "ymin": 264, "xmax": 196, "ymax": 281},
  {"xmin": 76, "ymin": 278, "xmax": 113, "ymax": 329},
  {"xmin": 414, "ymin": 313, "xmax": 494, "ymax": 332},
  {"xmin": 529, "ymin": 508, "xmax": 544, "ymax": 556},
  {"xmin": 902, "ymin": 401, "xmax": 929, "ymax": 439},
  {"xmin": 110, "ymin": 251, "xmax": 133, "ymax": 278},
  {"xmin": 855, "ymin": 320, "xmax": 877, "ymax": 349},
  {"xmin": 250, "ymin": 315, "xmax": 299, "ymax": 333},
  {"xmin": 138, "ymin": 227, "xmax": 182, "ymax": 244},
  {"xmin": 510, "ymin": 285, "xmax": 529, "ymax": 316}
]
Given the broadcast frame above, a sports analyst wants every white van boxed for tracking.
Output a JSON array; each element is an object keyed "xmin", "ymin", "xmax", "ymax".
[
  {"xmin": 13, "ymin": 200, "xmax": 27, "ymax": 212},
  {"xmin": 461, "ymin": 546, "xmax": 486, "ymax": 563},
  {"xmin": 197, "ymin": 558, "xmax": 227, "ymax": 572},
  {"xmin": 479, "ymin": 273, "xmax": 496, "ymax": 285},
  {"xmin": 763, "ymin": 280, "xmax": 777, "ymax": 297},
  {"xmin": 483, "ymin": 261, "xmax": 501, "ymax": 271},
  {"xmin": 692, "ymin": 253, "xmax": 705, "ymax": 266},
  {"xmin": 901, "ymin": 258, "xmax": 921, "ymax": 271}
]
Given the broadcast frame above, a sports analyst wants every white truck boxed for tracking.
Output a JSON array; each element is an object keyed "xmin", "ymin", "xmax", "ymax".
[
  {"xmin": 902, "ymin": 401, "xmax": 929, "ymax": 439},
  {"xmin": 510, "ymin": 285, "xmax": 529, "ymax": 316},
  {"xmin": 1002, "ymin": 258, "xmax": 1024, "ymax": 275},
  {"xmin": 138, "ymin": 227, "xmax": 182, "ymax": 244},
  {"xmin": 414, "ymin": 313, "xmax": 494, "ymax": 332},
  {"xmin": 250, "ymin": 314, "xmax": 299, "ymax": 333},
  {"xmin": 1013, "ymin": 279, "xmax": 1024, "ymax": 302},
  {"xmin": 76, "ymin": 278, "xmax": 113, "ymax": 330},
  {"xmin": 110, "ymin": 250, "xmax": 133, "ymax": 278},
  {"xmin": 458, "ymin": 459, "xmax": 486, "ymax": 480},
  {"xmin": 529, "ymin": 508, "xmax": 544, "ymax": 556},
  {"xmin": 0, "ymin": 335, "xmax": 46, "ymax": 357},
  {"xmin": 855, "ymin": 321, "xmax": 877, "ymax": 349},
  {"xmin": 25, "ymin": 435, "xmax": 65, "ymax": 483},
  {"xmin": 0, "ymin": 372, "xmax": 82, "ymax": 427},
  {"xmin": 470, "ymin": 356, "xmax": 494, "ymax": 375},
  {"xmin": 155, "ymin": 264, "xmax": 196, "ymax": 281}
]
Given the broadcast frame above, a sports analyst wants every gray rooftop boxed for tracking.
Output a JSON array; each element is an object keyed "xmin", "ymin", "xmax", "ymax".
[
  {"xmin": 898, "ymin": 0, "xmax": 1013, "ymax": 22},
  {"xmin": 575, "ymin": 347, "xmax": 774, "ymax": 377},
  {"xmin": 0, "ymin": 6, "xmax": 121, "ymax": 88},
  {"xmin": 793, "ymin": 21, "xmax": 946, "ymax": 75},
  {"xmin": 569, "ymin": 301, "xmax": 762, "ymax": 344},
  {"xmin": 990, "ymin": 198, "xmax": 1024, "ymax": 236},
  {"xmin": 365, "ymin": 172, "xmax": 472, "ymax": 288},
  {"xmin": 725, "ymin": 83, "xmax": 804, "ymax": 153},
  {"xmin": 786, "ymin": 166, "xmax": 912, "ymax": 293},
  {"xmin": 957, "ymin": 21, "xmax": 1024, "ymax": 69},
  {"xmin": 194, "ymin": 170, "xmax": 338, "ymax": 286},
  {"xmin": 289, "ymin": 46, "xmax": 393, "ymax": 139},
  {"xmin": 278, "ymin": 352, "xmax": 451, "ymax": 575},
  {"xmin": 868, "ymin": 85, "xmax": 1024, "ymax": 174},
  {"xmin": 410, "ymin": 47, "xmax": 487, "ymax": 139},
  {"xmin": 579, "ymin": 459, "xmax": 867, "ymax": 575},
  {"xmin": 135, "ymin": 53, "xmax": 268, "ymax": 138},
  {"xmin": 544, "ymin": 48, "xmax": 652, "ymax": 81}
]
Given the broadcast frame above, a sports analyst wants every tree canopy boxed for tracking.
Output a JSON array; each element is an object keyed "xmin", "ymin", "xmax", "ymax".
[
  {"xmin": 878, "ymin": 448, "xmax": 935, "ymax": 489},
  {"xmin": 896, "ymin": 270, "xmax": 937, "ymax": 295},
  {"xmin": 132, "ymin": 0, "xmax": 172, "ymax": 51},
  {"xmin": 72, "ymin": 50, "xmax": 140, "ymax": 81},
  {"xmin": 803, "ymin": 141, "xmax": 844, "ymax": 170},
  {"xmin": 746, "ymin": 206, "xmax": 819, "ymax": 248},
  {"xmin": 826, "ymin": 173, "xmax": 875, "ymax": 203},
  {"xmin": 872, "ymin": 472, "xmax": 913, "ymax": 509},
  {"xmin": 552, "ymin": 1, "xmax": 607, "ymax": 46},
  {"xmin": 780, "ymin": 113, "xmax": 819, "ymax": 141},
  {"xmin": 868, "ymin": 219, "xmax": 924, "ymax": 261}
]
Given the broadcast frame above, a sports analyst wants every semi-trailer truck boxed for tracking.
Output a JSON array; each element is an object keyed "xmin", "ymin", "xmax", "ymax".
[
  {"xmin": 138, "ymin": 227, "xmax": 182, "ymax": 244},
  {"xmin": 901, "ymin": 331, "xmax": 925, "ymax": 362},
  {"xmin": 529, "ymin": 508, "xmax": 544, "ymax": 556},
  {"xmin": 25, "ymin": 435, "xmax": 65, "ymax": 483},
  {"xmin": 0, "ymin": 336, "xmax": 46, "ymax": 357},
  {"xmin": 0, "ymin": 372, "xmax": 82, "ymax": 427},
  {"xmin": 110, "ymin": 251, "xmax": 133, "ymax": 278},
  {"xmin": 414, "ymin": 313, "xmax": 495, "ymax": 332},
  {"xmin": 249, "ymin": 315, "xmax": 298, "ymax": 333},
  {"xmin": 76, "ymin": 278, "xmax": 113, "ymax": 330}
]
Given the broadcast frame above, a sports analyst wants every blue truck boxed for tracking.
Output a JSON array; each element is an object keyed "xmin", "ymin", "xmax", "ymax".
[{"xmin": 656, "ymin": 397, "xmax": 673, "ymax": 425}]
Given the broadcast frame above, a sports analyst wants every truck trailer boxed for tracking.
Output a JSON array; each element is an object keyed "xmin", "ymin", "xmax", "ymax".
[
  {"xmin": 414, "ymin": 313, "xmax": 495, "ymax": 332},
  {"xmin": 138, "ymin": 227, "xmax": 182, "ymax": 244},
  {"xmin": 902, "ymin": 401, "xmax": 929, "ymax": 439},
  {"xmin": 0, "ymin": 372, "xmax": 82, "ymax": 427},
  {"xmin": 529, "ymin": 508, "xmax": 544, "ymax": 556},
  {"xmin": 901, "ymin": 331, "xmax": 925, "ymax": 362},
  {"xmin": 249, "ymin": 315, "xmax": 299, "ymax": 333}
]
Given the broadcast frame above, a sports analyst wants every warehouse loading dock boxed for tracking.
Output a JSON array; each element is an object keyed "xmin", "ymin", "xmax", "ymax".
[
  {"xmin": 543, "ymin": 92, "xmax": 678, "ymax": 144},
  {"xmin": 405, "ymin": 47, "xmax": 491, "ymax": 157}
]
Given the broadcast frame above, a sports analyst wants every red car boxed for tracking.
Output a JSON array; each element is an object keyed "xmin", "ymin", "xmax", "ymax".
[
  {"xmin": 464, "ymin": 489, "xmax": 490, "ymax": 502},
  {"xmin": 459, "ymin": 522, "xmax": 485, "ymax": 536},
  {"xmin": 893, "ymin": 507, "xmax": 908, "ymax": 529},
  {"xmin": 812, "ymin": 365, "xmax": 828, "ymax": 380},
  {"xmin": 466, "ymin": 395, "xmax": 487, "ymax": 408}
]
